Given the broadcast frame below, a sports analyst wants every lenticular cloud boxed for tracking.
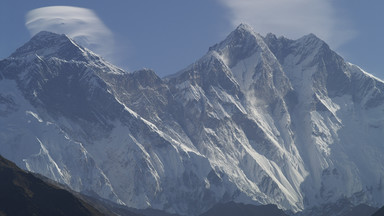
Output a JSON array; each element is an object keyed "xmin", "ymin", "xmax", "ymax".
[{"xmin": 25, "ymin": 6, "xmax": 114, "ymax": 58}]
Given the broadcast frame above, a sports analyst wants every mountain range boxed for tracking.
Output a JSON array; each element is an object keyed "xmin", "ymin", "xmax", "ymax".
[{"xmin": 1, "ymin": 23, "xmax": 384, "ymax": 216}]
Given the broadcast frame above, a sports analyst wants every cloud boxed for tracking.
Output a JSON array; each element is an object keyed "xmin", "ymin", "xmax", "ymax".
[
  {"xmin": 25, "ymin": 6, "xmax": 115, "ymax": 59},
  {"xmin": 217, "ymin": 0, "xmax": 356, "ymax": 48}
]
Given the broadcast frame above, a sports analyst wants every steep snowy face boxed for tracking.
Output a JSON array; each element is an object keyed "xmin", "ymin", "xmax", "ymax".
[
  {"xmin": 167, "ymin": 24, "xmax": 384, "ymax": 213},
  {"xmin": 0, "ymin": 32, "xmax": 239, "ymax": 215},
  {"xmin": 265, "ymin": 32, "xmax": 384, "ymax": 208},
  {"xmin": 0, "ymin": 32, "xmax": 130, "ymax": 204},
  {"xmin": 210, "ymin": 24, "xmax": 291, "ymax": 98},
  {"xmin": 165, "ymin": 24, "xmax": 308, "ymax": 212},
  {"xmin": 1, "ymin": 25, "xmax": 384, "ymax": 216},
  {"xmin": 4, "ymin": 32, "xmax": 127, "ymax": 139}
]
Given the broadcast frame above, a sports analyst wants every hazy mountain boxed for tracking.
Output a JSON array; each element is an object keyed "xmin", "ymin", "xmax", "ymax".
[{"xmin": 1, "ymin": 24, "xmax": 384, "ymax": 215}]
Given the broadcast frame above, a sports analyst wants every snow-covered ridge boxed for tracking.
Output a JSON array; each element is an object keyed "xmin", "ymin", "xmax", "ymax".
[{"xmin": 347, "ymin": 62, "xmax": 384, "ymax": 84}]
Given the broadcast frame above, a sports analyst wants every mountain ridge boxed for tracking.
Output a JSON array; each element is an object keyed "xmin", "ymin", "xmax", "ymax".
[{"xmin": 1, "ymin": 24, "xmax": 384, "ymax": 215}]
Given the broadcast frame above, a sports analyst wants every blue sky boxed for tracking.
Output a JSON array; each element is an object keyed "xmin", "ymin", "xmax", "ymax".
[{"xmin": 0, "ymin": 0, "xmax": 383, "ymax": 79}]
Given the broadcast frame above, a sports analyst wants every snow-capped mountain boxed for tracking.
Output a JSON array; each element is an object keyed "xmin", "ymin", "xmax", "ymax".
[{"xmin": 1, "ymin": 24, "xmax": 384, "ymax": 215}]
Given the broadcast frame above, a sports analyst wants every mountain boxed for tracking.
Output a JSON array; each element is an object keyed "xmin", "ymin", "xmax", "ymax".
[
  {"xmin": 344, "ymin": 204, "xmax": 378, "ymax": 216},
  {"xmin": 372, "ymin": 205, "xmax": 384, "ymax": 216},
  {"xmin": 0, "ymin": 154, "xmax": 104, "ymax": 216},
  {"xmin": 295, "ymin": 199, "xmax": 378, "ymax": 216},
  {"xmin": 199, "ymin": 201, "xmax": 288, "ymax": 216},
  {"xmin": 1, "ymin": 24, "xmax": 384, "ymax": 216}
]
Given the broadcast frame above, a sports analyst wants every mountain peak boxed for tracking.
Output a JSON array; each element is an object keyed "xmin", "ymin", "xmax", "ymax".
[
  {"xmin": 209, "ymin": 23, "xmax": 260, "ymax": 51},
  {"xmin": 33, "ymin": 31, "xmax": 67, "ymax": 40},
  {"xmin": 235, "ymin": 23, "xmax": 255, "ymax": 33},
  {"xmin": 302, "ymin": 33, "xmax": 319, "ymax": 40},
  {"xmin": 265, "ymin": 32, "xmax": 278, "ymax": 40},
  {"xmin": 131, "ymin": 68, "xmax": 162, "ymax": 87},
  {"xmin": 10, "ymin": 31, "xmax": 88, "ymax": 61},
  {"xmin": 231, "ymin": 23, "xmax": 260, "ymax": 41},
  {"xmin": 296, "ymin": 33, "xmax": 326, "ymax": 48},
  {"xmin": 208, "ymin": 23, "xmax": 267, "ymax": 68}
]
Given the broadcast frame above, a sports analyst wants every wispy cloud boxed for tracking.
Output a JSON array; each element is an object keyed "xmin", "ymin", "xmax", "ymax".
[
  {"xmin": 25, "ymin": 6, "xmax": 115, "ymax": 60},
  {"xmin": 217, "ymin": 0, "xmax": 355, "ymax": 48}
]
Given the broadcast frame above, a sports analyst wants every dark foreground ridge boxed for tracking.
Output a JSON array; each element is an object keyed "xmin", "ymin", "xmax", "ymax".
[
  {"xmin": 372, "ymin": 205, "xmax": 384, "ymax": 216},
  {"xmin": 0, "ymin": 154, "xmax": 104, "ymax": 216},
  {"xmin": 0, "ymin": 154, "xmax": 293, "ymax": 216}
]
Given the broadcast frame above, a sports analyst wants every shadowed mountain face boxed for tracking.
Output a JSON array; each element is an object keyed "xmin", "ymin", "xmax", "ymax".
[
  {"xmin": 1, "ymin": 24, "xmax": 384, "ymax": 216},
  {"xmin": 344, "ymin": 204, "xmax": 378, "ymax": 216},
  {"xmin": 372, "ymin": 206, "xmax": 384, "ymax": 216},
  {"xmin": 199, "ymin": 201, "xmax": 288, "ymax": 216},
  {"xmin": 295, "ymin": 199, "xmax": 379, "ymax": 216},
  {"xmin": 0, "ymin": 155, "xmax": 103, "ymax": 216}
]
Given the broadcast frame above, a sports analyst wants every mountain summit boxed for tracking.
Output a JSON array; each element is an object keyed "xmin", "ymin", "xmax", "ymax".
[
  {"xmin": 1, "ymin": 25, "xmax": 384, "ymax": 216},
  {"xmin": 10, "ymin": 31, "xmax": 88, "ymax": 61}
]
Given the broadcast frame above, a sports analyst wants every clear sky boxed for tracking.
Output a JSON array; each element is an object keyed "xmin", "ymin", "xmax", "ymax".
[{"xmin": 0, "ymin": 0, "xmax": 383, "ymax": 79}]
